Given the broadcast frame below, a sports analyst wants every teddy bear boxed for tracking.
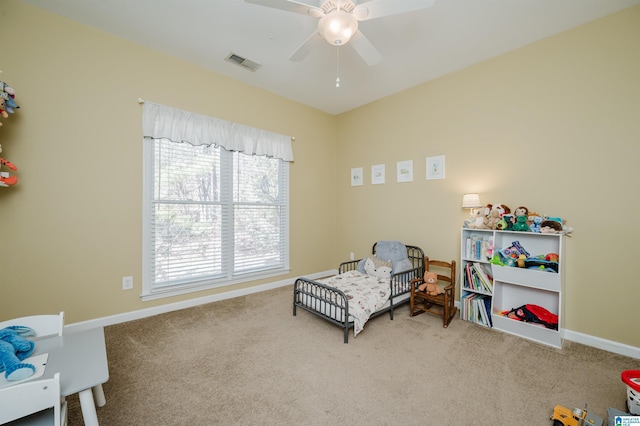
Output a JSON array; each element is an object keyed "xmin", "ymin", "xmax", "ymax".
[
  {"xmin": 418, "ymin": 271, "xmax": 443, "ymax": 296},
  {"xmin": 0, "ymin": 326, "xmax": 36, "ymax": 381},
  {"xmin": 477, "ymin": 205, "xmax": 493, "ymax": 229}
]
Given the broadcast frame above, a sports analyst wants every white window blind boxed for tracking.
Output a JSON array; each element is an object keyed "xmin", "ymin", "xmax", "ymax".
[{"xmin": 141, "ymin": 103, "xmax": 291, "ymax": 300}]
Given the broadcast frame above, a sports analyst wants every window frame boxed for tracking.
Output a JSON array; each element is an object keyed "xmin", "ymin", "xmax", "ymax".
[{"xmin": 141, "ymin": 139, "xmax": 290, "ymax": 301}]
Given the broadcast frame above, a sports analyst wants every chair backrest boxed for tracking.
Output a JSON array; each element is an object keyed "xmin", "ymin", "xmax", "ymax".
[
  {"xmin": 0, "ymin": 312, "xmax": 65, "ymax": 337},
  {"xmin": 425, "ymin": 257, "xmax": 456, "ymax": 288},
  {"xmin": 0, "ymin": 373, "xmax": 63, "ymax": 426}
]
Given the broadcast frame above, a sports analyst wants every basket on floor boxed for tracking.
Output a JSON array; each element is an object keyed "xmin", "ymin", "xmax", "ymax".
[{"xmin": 621, "ymin": 370, "xmax": 640, "ymax": 415}]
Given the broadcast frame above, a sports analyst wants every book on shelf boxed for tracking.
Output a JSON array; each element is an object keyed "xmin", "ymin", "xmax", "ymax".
[
  {"xmin": 463, "ymin": 263, "xmax": 493, "ymax": 293},
  {"xmin": 464, "ymin": 234, "xmax": 493, "ymax": 261},
  {"xmin": 461, "ymin": 292, "xmax": 492, "ymax": 326}
]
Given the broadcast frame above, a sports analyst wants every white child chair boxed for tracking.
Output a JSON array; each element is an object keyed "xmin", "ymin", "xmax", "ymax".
[
  {"xmin": 0, "ymin": 312, "xmax": 65, "ymax": 338},
  {"xmin": 0, "ymin": 372, "xmax": 68, "ymax": 426}
]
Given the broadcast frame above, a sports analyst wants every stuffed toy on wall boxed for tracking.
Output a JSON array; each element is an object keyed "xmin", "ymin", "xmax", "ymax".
[
  {"xmin": 0, "ymin": 144, "xmax": 18, "ymax": 187},
  {"xmin": 418, "ymin": 271, "xmax": 443, "ymax": 296},
  {"xmin": 0, "ymin": 326, "xmax": 36, "ymax": 381}
]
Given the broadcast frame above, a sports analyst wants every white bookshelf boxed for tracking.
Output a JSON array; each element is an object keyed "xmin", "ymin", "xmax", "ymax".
[{"xmin": 460, "ymin": 228, "xmax": 564, "ymax": 348}]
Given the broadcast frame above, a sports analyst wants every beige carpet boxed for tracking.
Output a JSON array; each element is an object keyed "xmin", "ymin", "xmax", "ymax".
[{"xmin": 65, "ymin": 285, "xmax": 637, "ymax": 425}]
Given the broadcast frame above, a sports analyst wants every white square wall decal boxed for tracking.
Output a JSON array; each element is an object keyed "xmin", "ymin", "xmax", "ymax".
[
  {"xmin": 426, "ymin": 155, "xmax": 445, "ymax": 180},
  {"xmin": 397, "ymin": 160, "xmax": 413, "ymax": 183},
  {"xmin": 351, "ymin": 167, "xmax": 363, "ymax": 186}
]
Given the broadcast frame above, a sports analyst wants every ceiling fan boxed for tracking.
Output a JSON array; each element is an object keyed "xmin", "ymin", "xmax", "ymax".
[{"xmin": 245, "ymin": 0, "xmax": 436, "ymax": 66}]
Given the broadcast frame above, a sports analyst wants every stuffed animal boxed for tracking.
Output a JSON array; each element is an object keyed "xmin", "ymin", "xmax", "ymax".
[
  {"xmin": 540, "ymin": 220, "xmax": 563, "ymax": 234},
  {"xmin": 481, "ymin": 203, "xmax": 511, "ymax": 229},
  {"xmin": 418, "ymin": 271, "xmax": 443, "ymax": 295},
  {"xmin": 0, "ymin": 144, "xmax": 18, "ymax": 187},
  {"xmin": 1, "ymin": 82, "xmax": 19, "ymax": 114},
  {"xmin": 0, "ymin": 326, "xmax": 36, "ymax": 381},
  {"xmin": 363, "ymin": 256, "xmax": 392, "ymax": 279},
  {"xmin": 464, "ymin": 209, "xmax": 484, "ymax": 229},
  {"xmin": 477, "ymin": 205, "xmax": 493, "ymax": 229},
  {"xmin": 528, "ymin": 212, "xmax": 543, "ymax": 233},
  {"xmin": 512, "ymin": 206, "xmax": 530, "ymax": 232}
]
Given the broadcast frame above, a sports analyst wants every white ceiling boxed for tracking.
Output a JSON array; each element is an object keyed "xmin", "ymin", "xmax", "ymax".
[{"xmin": 21, "ymin": 0, "xmax": 640, "ymax": 115}]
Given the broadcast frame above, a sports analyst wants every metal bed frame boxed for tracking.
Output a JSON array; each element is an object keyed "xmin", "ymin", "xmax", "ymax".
[{"xmin": 293, "ymin": 243, "xmax": 425, "ymax": 343}]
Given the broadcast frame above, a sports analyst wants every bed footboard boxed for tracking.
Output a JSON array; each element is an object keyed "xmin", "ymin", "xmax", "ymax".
[{"xmin": 293, "ymin": 277, "xmax": 352, "ymax": 343}]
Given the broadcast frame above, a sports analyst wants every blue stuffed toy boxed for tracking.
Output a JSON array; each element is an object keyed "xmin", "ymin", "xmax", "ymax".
[{"xmin": 0, "ymin": 326, "xmax": 36, "ymax": 381}]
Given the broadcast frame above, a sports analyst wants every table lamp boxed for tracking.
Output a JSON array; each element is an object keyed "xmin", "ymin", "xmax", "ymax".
[{"xmin": 462, "ymin": 193, "xmax": 481, "ymax": 216}]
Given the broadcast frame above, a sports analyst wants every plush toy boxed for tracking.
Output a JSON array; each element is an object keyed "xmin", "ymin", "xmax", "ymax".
[
  {"xmin": 480, "ymin": 204, "xmax": 510, "ymax": 229},
  {"xmin": 1, "ymin": 82, "xmax": 19, "ymax": 114},
  {"xmin": 363, "ymin": 256, "xmax": 392, "ymax": 279},
  {"xmin": 464, "ymin": 208, "xmax": 484, "ymax": 229},
  {"xmin": 0, "ymin": 144, "xmax": 18, "ymax": 187},
  {"xmin": 540, "ymin": 220, "xmax": 563, "ymax": 234},
  {"xmin": 512, "ymin": 206, "xmax": 530, "ymax": 232},
  {"xmin": 474, "ymin": 206, "xmax": 491, "ymax": 229},
  {"xmin": 528, "ymin": 213, "xmax": 543, "ymax": 233},
  {"xmin": 0, "ymin": 326, "xmax": 36, "ymax": 381},
  {"xmin": 418, "ymin": 271, "xmax": 443, "ymax": 296}
]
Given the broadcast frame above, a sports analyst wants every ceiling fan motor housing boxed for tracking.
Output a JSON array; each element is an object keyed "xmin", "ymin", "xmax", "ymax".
[{"xmin": 318, "ymin": 11, "xmax": 358, "ymax": 45}]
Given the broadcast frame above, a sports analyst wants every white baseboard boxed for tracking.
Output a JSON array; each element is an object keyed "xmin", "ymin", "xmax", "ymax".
[
  {"xmin": 453, "ymin": 301, "xmax": 639, "ymax": 359},
  {"xmin": 64, "ymin": 270, "xmax": 337, "ymax": 333},
  {"xmin": 562, "ymin": 329, "xmax": 640, "ymax": 359},
  {"xmin": 65, "ymin": 273, "xmax": 638, "ymax": 360}
]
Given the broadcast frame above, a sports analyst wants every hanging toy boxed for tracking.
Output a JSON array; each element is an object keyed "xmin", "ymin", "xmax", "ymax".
[
  {"xmin": 0, "ymin": 80, "xmax": 19, "ymax": 123},
  {"xmin": 1, "ymin": 82, "xmax": 19, "ymax": 113},
  {"xmin": 0, "ymin": 144, "xmax": 18, "ymax": 187}
]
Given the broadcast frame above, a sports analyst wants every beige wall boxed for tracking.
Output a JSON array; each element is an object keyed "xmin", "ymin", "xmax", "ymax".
[
  {"xmin": 1, "ymin": 1, "xmax": 638, "ymax": 349},
  {"xmin": 0, "ymin": 1, "xmax": 337, "ymax": 321},
  {"xmin": 336, "ymin": 6, "xmax": 640, "ymax": 348}
]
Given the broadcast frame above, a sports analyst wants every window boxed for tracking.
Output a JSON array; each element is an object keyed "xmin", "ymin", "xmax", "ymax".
[{"xmin": 141, "ymin": 102, "xmax": 292, "ymax": 300}]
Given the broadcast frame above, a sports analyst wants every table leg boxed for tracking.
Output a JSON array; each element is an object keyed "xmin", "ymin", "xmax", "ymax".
[
  {"xmin": 92, "ymin": 384, "xmax": 106, "ymax": 407},
  {"xmin": 78, "ymin": 388, "xmax": 100, "ymax": 426}
]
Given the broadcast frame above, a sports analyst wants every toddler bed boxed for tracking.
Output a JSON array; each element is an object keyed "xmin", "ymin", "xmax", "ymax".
[{"xmin": 293, "ymin": 242, "xmax": 424, "ymax": 343}]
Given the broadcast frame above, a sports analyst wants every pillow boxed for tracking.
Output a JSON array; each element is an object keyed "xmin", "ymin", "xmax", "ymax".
[
  {"xmin": 361, "ymin": 256, "xmax": 392, "ymax": 279},
  {"xmin": 375, "ymin": 240, "xmax": 412, "ymax": 274}
]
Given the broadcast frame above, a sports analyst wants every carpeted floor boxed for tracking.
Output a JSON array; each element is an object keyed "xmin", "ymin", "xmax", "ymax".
[{"xmin": 65, "ymin": 285, "xmax": 637, "ymax": 425}]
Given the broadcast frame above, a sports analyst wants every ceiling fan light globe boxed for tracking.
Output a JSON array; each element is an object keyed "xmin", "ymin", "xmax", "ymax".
[{"xmin": 318, "ymin": 11, "xmax": 358, "ymax": 46}]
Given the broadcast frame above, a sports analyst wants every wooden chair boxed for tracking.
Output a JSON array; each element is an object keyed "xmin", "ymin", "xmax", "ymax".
[
  {"xmin": 0, "ymin": 372, "xmax": 67, "ymax": 426},
  {"xmin": 410, "ymin": 257, "xmax": 457, "ymax": 327}
]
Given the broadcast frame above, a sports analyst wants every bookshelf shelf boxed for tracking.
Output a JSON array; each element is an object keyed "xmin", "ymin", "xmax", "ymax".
[{"xmin": 460, "ymin": 228, "xmax": 564, "ymax": 348}]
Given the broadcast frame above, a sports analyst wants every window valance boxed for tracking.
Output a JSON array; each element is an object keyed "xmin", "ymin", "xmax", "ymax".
[{"xmin": 142, "ymin": 101, "xmax": 294, "ymax": 162}]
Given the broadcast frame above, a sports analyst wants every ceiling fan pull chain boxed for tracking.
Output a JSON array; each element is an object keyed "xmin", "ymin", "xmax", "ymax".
[{"xmin": 336, "ymin": 47, "xmax": 341, "ymax": 88}]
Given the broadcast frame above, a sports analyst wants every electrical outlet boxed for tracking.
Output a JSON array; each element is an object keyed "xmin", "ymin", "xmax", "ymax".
[
  {"xmin": 350, "ymin": 252, "xmax": 355, "ymax": 261},
  {"xmin": 122, "ymin": 276, "xmax": 133, "ymax": 290}
]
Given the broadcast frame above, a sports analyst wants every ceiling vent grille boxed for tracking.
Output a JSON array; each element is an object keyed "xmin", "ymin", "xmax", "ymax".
[{"xmin": 225, "ymin": 52, "xmax": 261, "ymax": 72}]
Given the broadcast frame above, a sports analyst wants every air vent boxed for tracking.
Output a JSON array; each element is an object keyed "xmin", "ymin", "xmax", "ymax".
[{"xmin": 225, "ymin": 52, "xmax": 261, "ymax": 72}]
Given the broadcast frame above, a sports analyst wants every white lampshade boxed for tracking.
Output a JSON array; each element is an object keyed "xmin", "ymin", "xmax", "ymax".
[
  {"xmin": 318, "ymin": 12, "xmax": 358, "ymax": 46},
  {"xmin": 462, "ymin": 193, "xmax": 481, "ymax": 209}
]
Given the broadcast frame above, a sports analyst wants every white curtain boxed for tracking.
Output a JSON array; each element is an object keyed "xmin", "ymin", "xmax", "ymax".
[{"xmin": 142, "ymin": 101, "xmax": 294, "ymax": 162}]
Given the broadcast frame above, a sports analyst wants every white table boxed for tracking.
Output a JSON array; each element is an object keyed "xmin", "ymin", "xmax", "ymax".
[{"xmin": 32, "ymin": 327, "xmax": 109, "ymax": 426}]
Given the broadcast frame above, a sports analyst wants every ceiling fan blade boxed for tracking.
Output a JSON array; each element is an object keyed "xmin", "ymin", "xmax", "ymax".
[
  {"xmin": 353, "ymin": 0, "xmax": 436, "ymax": 21},
  {"xmin": 289, "ymin": 30, "xmax": 323, "ymax": 62},
  {"xmin": 349, "ymin": 31, "xmax": 382, "ymax": 65},
  {"xmin": 245, "ymin": 0, "xmax": 323, "ymax": 17}
]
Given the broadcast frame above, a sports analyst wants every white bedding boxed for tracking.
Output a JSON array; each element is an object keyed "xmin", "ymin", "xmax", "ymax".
[{"xmin": 301, "ymin": 270, "xmax": 396, "ymax": 337}]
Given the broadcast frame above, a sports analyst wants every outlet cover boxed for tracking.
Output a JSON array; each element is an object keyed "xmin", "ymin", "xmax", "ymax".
[{"xmin": 122, "ymin": 276, "xmax": 133, "ymax": 290}]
